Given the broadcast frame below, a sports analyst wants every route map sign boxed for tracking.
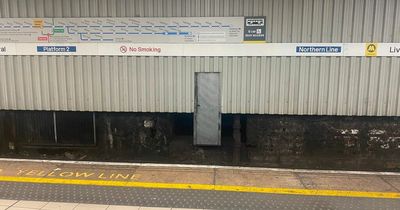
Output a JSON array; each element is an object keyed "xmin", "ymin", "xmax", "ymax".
[{"xmin": 0, "ymin": 17, "xmax": 264, "ymax": 43}]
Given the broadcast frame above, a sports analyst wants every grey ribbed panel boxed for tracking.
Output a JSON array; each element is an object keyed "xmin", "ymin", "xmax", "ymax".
[
  {"xmin": 0, "ymin": 56, "xmax": 197, "ymax": 113},
  {"xmin": 1, "ymin": 56, "xmax": 400, "ymax": 115},
  {"xmin": 0, "ymin": 0, "xmax": 399, "ymax": 42},
  {"xmin": 0, "ymin": 0, "xmax": 400, "ymax": 116}
]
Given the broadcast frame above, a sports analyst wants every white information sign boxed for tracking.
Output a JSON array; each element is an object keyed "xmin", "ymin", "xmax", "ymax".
[
  {"xmin": 1, "ymin": 43, "xmax": 399, "ymax": 57},
  {"xmin": 380, "ymin": 43, "xmax": 400, "ymax": 56}
]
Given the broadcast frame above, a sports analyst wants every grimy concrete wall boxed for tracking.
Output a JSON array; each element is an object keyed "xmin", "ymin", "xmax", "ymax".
[
  {"xmin": 246, "ymin": 115, "xmax": 400, "ymax": 170},
  {"xmin": 0, "ymin": 112, "xmax": 5, "ymax": 152}
]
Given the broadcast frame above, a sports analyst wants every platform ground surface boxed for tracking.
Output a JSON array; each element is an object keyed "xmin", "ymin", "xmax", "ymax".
[{"xmin": 0, "ymin": 158, "xmax": 399, "ymax": 209}]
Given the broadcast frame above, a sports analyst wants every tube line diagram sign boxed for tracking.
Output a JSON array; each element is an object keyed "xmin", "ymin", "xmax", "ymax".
[{"xmin": 0, "ymin": 17, "xmax": 266, "ymax": 44}]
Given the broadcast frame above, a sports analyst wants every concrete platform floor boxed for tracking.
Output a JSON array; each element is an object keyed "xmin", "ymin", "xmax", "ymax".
[
  {"xmin": 0, "ymin": 199, "xmax": 191, "ymax": 210},
  {"xmin": 0, "ymin": 158, "xmax": 399, "ymax": 209}
]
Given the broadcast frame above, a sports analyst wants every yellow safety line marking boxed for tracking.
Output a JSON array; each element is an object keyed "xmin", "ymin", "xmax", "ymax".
[{"xmin": 0, "ymin": 175, "xmax": 398, "ymax": 199}]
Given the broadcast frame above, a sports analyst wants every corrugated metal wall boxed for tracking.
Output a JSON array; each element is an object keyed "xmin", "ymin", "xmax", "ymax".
[{"xmin": 1, "ymin": 0, "xmax": 400, "ymax": 116}]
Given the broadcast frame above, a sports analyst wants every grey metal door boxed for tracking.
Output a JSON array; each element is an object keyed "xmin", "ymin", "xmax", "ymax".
[{"xmin": 194, "ymin": 72, "xmax": 221, "ymax": 146}]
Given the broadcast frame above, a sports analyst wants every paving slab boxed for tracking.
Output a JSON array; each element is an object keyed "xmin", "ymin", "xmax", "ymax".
[
  {"xmin": 0, "ymin": 199, "xmax": 197, "ymax": 210},
  {"xmin": 43, "ymin": 164, "xmax": 139, "ymax": 181},
  {"xmin": 57, "ymin": 163, "xmax": 138, "ymax": 171},
  {"xmin": 215, "ymin": 169, "xmax": 305, "ymax": 189},
  {"xmin": 42, "ymin": 201, "xmax": 79, "ymax": 210},
  {"xmin": 7, "ymin": 207, "xmax": 38, "ymax": 210},
  {"xmin": 0, "ymin": 162, "xmax": 57, "ymax": 177},
  {"xmin": 134, "ymin": 167, "xmax": 214, "ymax": 185},
  {"xmin": 0, "ymin": 162, "xmax": 13, "ymax": 172},
  {"xmin": 107, "ymin": 205, "xmax": 141, "ymax": 210},
  {"xmin": 379, "ymin": 175, "xmax": 400, "ymax": 192},
  {"xmin": 0, "ymin": 199, "xmax": 18, "ymax": 206},
  {"xmin": 297, "ymin": 173, "xmax": 398, "ymax": 192},
  {"xmin": 74, "ymin": 203, "xmax": 109, "ymax": 210},
  {"xmin": 13, "ymin": 200, "xmax": 48, "ymax": 209},
  {"xmin": 0, "ymin": 161, "xmax": 140, "ymax": 181},
  {"xmin": 171, "ymin": 208, "xmax": 202, "ymax": 210}
]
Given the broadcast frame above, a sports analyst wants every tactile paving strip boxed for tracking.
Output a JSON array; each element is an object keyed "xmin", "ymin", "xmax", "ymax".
[{"xmin": 0, "ymin": 181, "xmax": 398, "ymax": 210}]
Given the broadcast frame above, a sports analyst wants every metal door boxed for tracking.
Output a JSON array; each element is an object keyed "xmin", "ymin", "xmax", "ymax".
[{"xmin": 194, "ymin": 72, "xmax": 221, "ymax": 146}]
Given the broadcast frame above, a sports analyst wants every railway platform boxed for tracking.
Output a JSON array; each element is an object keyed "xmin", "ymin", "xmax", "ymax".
[{"xmin": 0, "ymin": 158, "xmax": 399, "ymax": 210}]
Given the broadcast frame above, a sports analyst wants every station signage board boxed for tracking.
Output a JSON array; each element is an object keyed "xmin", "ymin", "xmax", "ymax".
[
  {"xmin": 0, "ymin": 43, "xmax": 16, "ymax": 54},
  {"xmin": 385, "ymin": 44, "xmax": 400, "ymax": 56},
  {"xmin": 365, "ymin": 43, "xmax": 400, "ymax": 56},
  {"xmin": 296, "ymin": 46, "xmax": 342, "ymax": 53},
  {"xmin": 243, "ymin": 17, "xmax": 266, "ymax": 42},
  {"xmin": 37, "ymin": 46, "xmax": 76, "ymax": 52},
  {"xmin": 0, "ymin": 17, "xmax": 267, "ymax": 44},
  {"xmin": 0, "ymin": 43, "xmax": 399, "ymax": 56},
  {"xmin": 365, "ymin": 43, "xmax": 378, "ymax": 56}
]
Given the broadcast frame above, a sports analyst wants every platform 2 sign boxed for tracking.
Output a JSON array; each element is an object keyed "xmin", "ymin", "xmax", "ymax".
[{"xmin": 37, "ymin": 46, "xmax": 76, "ymax": 52}]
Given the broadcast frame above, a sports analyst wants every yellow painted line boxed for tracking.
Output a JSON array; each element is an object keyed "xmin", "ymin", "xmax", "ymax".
[{"xmin": 0, "ymin": 175, "xmax": 399, "ymax": 199}]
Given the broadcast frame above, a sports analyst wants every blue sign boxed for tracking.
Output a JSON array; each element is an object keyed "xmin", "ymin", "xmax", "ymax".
[
  {"xmin": 37, "ymin": 46, "xmax": 77, "ymax": 52},
  {"xmin": 296, "ymin": 46, "xmax": 341, "ymax": 53}
]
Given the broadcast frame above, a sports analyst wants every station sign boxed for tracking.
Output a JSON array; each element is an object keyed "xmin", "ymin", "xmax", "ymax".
[
  {"xmin": 0, "ymin": 43, "xmax": 399, "ymax": 56},
  {"xmin": 37, "ymin": 46, "xmax": 76, "ymax": 52},
  {"xmin": 0, "ymin": 43, "xmax": 16, "ymax": 54},
  {"xmin": 365, "ymin": 43, "xmax": 377, "ymax": 56},
  {"xmin": 296, "ymin": 46, "xmax": 342, "ymax": 53},
  {"xmin": 385, "ymin": 44, "xmax": 400, "ymax": 56},
  {"xmin": 389, "ymin": 46, "xmax": 400, "ymax": 53},
  {"xmin": 244, "ymin": 17, "xmax": 266, "ymax": 42},
  {"xmin": 366, "ymin": 43, "xmax": 400, "ymax": 56}
]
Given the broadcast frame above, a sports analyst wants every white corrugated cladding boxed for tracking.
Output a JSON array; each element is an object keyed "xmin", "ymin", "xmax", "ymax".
[{"xmin": 0, "ymin": 0, "xmax": 400, "ymax": 116}]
